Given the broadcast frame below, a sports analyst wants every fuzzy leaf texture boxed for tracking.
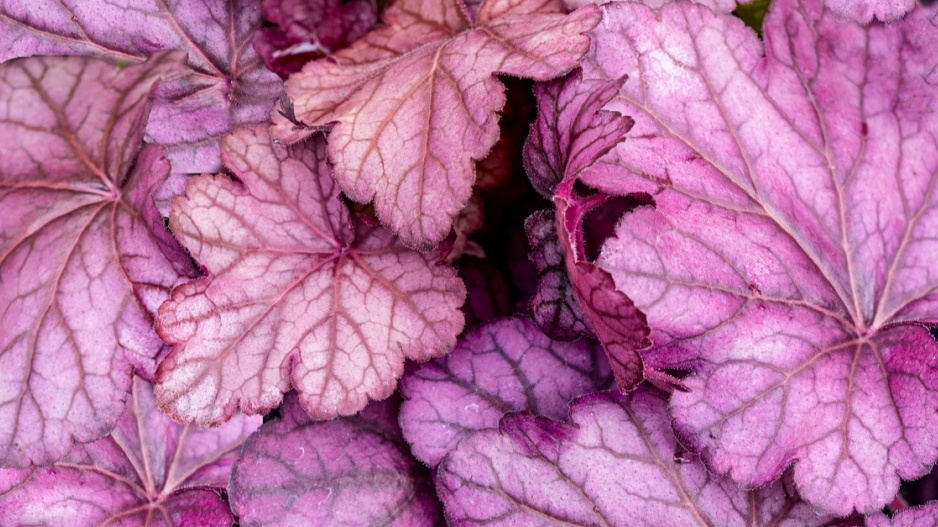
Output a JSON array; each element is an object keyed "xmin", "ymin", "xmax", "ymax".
[
  {"xmin": 579, "ymin": 0, "xmax": 938, "ymax": 515},
  {"xmin": 155, "ymin": 125, "xmax": 465, "ymax": 425},
  {"xmin": 399, "ymin": 317, "xmax": 612, "ymax": 467},
  {"xmin": 273, "ymin": 0, "xmax": 602, "ymax": 247},
  {"xmin": 825, "ymin": 0, "xmax": 917, "ymax": 23},
  {"xmin": 228, "ymin": 393, "xmax": 439, "ymax": 526},
  {"xmin": 254, "ymin": 0, "xmax": 378, "ymax": 77},
  {"xmin": 437, "ymin": 387, "xmax": 841, "ymax": 526},
  {"xmin": 0, "ymin": 52, "xmax": 195, "ymax": 467},
  {"xmin": 0, "ymin": 0, "xmax": 282, "ymax": 174},
  {"xmin": 0, "ymin": 377, "xmax": 261, "ymax": 526}
]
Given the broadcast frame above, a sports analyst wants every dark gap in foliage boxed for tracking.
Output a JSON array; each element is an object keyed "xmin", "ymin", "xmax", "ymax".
[
  {"xmin": 734, "ymin": 0, "xmax": 771, "ymax": 35},
  {"xmin": 580, "ymin": 194, "xmax": 654, "ymax": 262},
  {"xmin": 262, "ymin": 403, "xmax": 283, "ymax": 423},
  {"xmin": 899, "ymin": 463, "xmax": 938, "ymax": 506},
  {"xmin": 922, "ymin": 0, "xmax": 937, "ymax": 7},
  {"xmin": 470, "ymin": 77, "xmax": 542, "ymax": 322}
]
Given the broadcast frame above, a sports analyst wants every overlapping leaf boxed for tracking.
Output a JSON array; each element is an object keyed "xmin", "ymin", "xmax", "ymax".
[
  {"xmin": 437, "ymin": 388, "xmax": 839, "ymax": 526},
  {"xmin": 867, "ymin": 504, "xmax": 938, "ymax": 527},
  {"xmin": 523, "ymin": 69, "xmax": 654, "ymax": 389},
  {"xmin": 254, "ymin": 0, "xmax": 377, "ymax": 77},
  {"xmin": 273, "ymin": 0, "xmax": 602, "ymax": 246},
  {"xmin": 0, "ymin": 0, "xmax": 282, "ymax": 174},
  {"xmin": 826, "ymin": 0, "xmax": 917, "ymax": 23},
  {"xmin": 0, "ymin": 377, "xmax": 260, "ymax": 525},
  {"xmin": 580, "ymin": 0, "xmax": 938, "ymax": 514},
  {"xmin": 229, "ymin": 393, "xmax": 440, "ymax": 526},
  {"xmin": 0, "ymin": 52, "xmax": 195, "ymax": 467},
  {"xmin": 399, "ymin": 317, "xmax": 611, "ymax": 466},
  {"xmin": 155, "ymin": 125, "xmax": 465, "ymax": 425}
]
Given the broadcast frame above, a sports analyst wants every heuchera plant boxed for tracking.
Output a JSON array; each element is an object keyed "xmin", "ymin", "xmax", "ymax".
[{"xmin": 2, "ymin": 0, "xmax": 938, "ymax": 525}]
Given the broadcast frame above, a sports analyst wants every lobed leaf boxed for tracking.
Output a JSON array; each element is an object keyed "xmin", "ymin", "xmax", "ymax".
[
  {"xmin": 399, "ymin": 317, "xmax": 611, "ymax": 467},
  {"xmin": 437, "ymin": 387, "xmax": 839, "ymax": 526},
  {"xmin": 582, "ymin": 0, "xmax": 938, "ymax": 514},
  {"xmin": 0, "ymin": 0, "xmax": 282, "ymax": 175},
  {"xmin": 274, "ymin": 0, "xmax": 602, "ymax": 247},
  {"xmin": 0, "ymin": 52, "xmax": 195, "ymax": 467},
  {"xmin": 155, "ymin": 125, "xmax": 465, "ymax": 425},
  {"xmin": 229, "ymin": 393, "xmax": 440, "ymax": 526},
  {"xmin": 0, "ymin": 377, "xmax": 260, "ymax": 525}
]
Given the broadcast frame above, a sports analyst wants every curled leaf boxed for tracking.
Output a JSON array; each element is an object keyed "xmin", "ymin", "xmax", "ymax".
[
  {"xmin": 0, "ymin": 52, "xmax": 194, "ymax": 467},
  {"xmin": 400, "ymin": 317, "xmax": 611, "ymax": 466},
  {"xmin": 274, "ymin": 0, "xmax": 602, "ymax": 246},
  {"xmin": 254, "ymin": 0, "xmax": 378, "ymax": 77},
  {"xmin": 229, "ymin": 393, "xmax": 440, "ymax": 526},
  {"xmin": 156, "ymin": 125, "xmax": 465, "ymax": 425},
  {"xmin": 0, "ymin": 377, "xmax": 260, "ymax": 525}
]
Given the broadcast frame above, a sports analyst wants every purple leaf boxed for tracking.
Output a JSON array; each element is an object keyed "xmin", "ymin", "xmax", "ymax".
[
  {"xmin": 229, "ymin": 393, "xmax": 440, "ymax": 526},
  {"xmin": 524, "ymin": 70, "xmax": 632, "ymax": 198},
  {"xmin": 273, "ymin": 0, "xmax": 602, "ymax": 247},
  {"xmin": 437, "ymin": 387, "xmax": 839, "ymax": 526},
  {"xmin": 254, "ymin": 0, "xmax": 378, "ymax": 77},
  {"xmin": 867, "ymin": 504, "xmax": 938, "ymax": 527},
  {"xmin": 525, "ymin": 209, "xmax": 591, "ymax": 341},
  {"xmin": 0, "ymin": 0, "xmax": 282, "ymax": 175},
  {"xmin": 399, "ymin": 317, "xmax": 612, "ymax": 466},
  {"xmin": 0, "ymin": 52, "xmax": 196, "ymax": 467},
  {"xmin": 582, "ymin": 0, "xmax": 938, "ymax": 514},
  {"xmin": 0, "ymin": 377, "xmax": 260, "ymax": 525},
  {"xmin": 826, "ymin": 0, "xmax": 917, "ymax": 23},
  {"xmin": 155, "ymin": 125, "xmax": 465, "ymax": 425},
  {"xmin": 523, "ymin": 69, "xmax": 654, "ymax": 385}
]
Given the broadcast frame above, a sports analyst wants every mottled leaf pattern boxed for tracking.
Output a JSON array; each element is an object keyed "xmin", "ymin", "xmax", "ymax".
[
  {"xmin": 400, "ymin": 317, "xmax": 611, "ymax": 466},
  {"xmin": 229, "ymin": 393, "xmax": 440, "ymax": 526},
  {"xmin": 0, "ymin": 52, "xmax": 194, "ymax": 467},
  {"xmin": 438, "ymin": 388, "xmax": 838, "ymax": 526},
  {"xmin": 156, "ymin": 125, "xmax": 465, "ymax": 425},
  {"xmin": 0, "ymin": 0, "xmax": 282, "ymax": 174},
  {"xmin": 275, "ymin": 0, "xmax": 602, "ymax": 246},
  {"xmin": 0, "ymin": 377, "xmax": 260, "ymax": 525},
  {"xmin": 583, "ymin": 0, "xmax": 938, "ymax": 514}
]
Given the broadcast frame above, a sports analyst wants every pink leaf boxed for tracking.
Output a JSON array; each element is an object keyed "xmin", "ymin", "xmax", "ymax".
[
  {"xmin": 273, "ymin": 0, "xmax": 602, "ymax": 247},
  {"xmin": 254, "ymin": 0, "xmax": 378, "ymax": 77},
  {"xmin": 826, "ymin": 0, "xmax": 917, "ymax": 23},
  {"xmin": 867, "ymin": 504, "xmax": 938, "ymax": 527},
  {"xmin": 399, "ymin": 317, "xmax": 612, "ymax": 466},
  {"xmin": 0, "ymin": 52, "xmax": 196, "ymax": 467},
  {"xmin": 155, "ymin": 125, "xmax": 466, "ymax": 425},
  {"xmin": 0, "ymin": 0, "xmax": 283, "ymax": 175},
  {"xmin": 229, "ymin": 393, "xmax": 440, "ymax": 526},
  {"xmin": 0, "ymin": 377, "xmax": 260, "ymax": 525},
  {"xmin": 437, "ymin": 387, "xmax": 840, "ymax": 526},
  {"xmin": 582, "ymin": 0, "xmax": 938, "ymax": 514}
]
